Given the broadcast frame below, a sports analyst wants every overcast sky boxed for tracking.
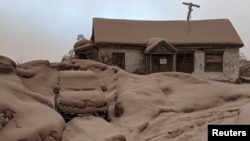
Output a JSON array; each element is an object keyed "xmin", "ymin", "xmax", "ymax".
[{"xmin": 0, "ymin": 0, "xmax": 249, "ymax": 63}]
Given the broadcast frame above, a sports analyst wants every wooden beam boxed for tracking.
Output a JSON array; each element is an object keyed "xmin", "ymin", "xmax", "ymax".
[{"xmin": 182, "ymin": 2, "xmax": 200, "ymax": 21}]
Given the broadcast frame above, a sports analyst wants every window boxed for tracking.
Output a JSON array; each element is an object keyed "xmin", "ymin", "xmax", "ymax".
[
  {"xmin": 78, "ymin": 53, "xmax": 87, "ymax": 59},
  {"xmin": 111, "ymin": 52, "xmax": 125, "ymax": 69},
  {"xmin": 78, "ymin": 53, "xmax": 98, "ymax": 60},
  {"xmin": 205, "ymin": 52, "xmax": 223, "ymax": 72},
  {"xmin": 176, "ymin": 53, "xmax": 194, "ymax": 73}
]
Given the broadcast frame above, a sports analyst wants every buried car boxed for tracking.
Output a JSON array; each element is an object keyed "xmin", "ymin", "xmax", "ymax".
[{"xmin": 54, "ymin": 70, "xmax": 108, "ymax": 121}]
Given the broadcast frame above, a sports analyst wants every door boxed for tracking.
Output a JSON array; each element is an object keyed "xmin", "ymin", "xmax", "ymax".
[{"xmin": 152, "ymin": 55, "xmax": 173, "ymax": 72}]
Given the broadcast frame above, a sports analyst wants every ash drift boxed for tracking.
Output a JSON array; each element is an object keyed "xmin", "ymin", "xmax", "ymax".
[{"xmin": 0, "ymin": 55, "xmax": 250, "ymax": 141}]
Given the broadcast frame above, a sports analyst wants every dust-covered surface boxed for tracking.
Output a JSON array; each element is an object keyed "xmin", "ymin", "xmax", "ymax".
[
  {"xmin": 62, "ymin": 116, "xmax": 126, "ymax": 141},
  {"xmin": 145, "ymin": 37, "xmax": 178, "ymax": 54},
  {"xmin": 56, "ymin": 70, "xmax": 108, "ymax": 116},
  {"xmin": 92, "ymin": 18, "xmax": 244, "ymax": 46},
  {"xmin": 0, "ymin": 55, "xmax": 250, "ymax": 141}
]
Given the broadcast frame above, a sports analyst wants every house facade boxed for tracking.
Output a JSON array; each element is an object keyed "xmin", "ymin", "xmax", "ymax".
[{"xmin": 74, "ymin": 18, "xmax": 244, "ymax": 81}]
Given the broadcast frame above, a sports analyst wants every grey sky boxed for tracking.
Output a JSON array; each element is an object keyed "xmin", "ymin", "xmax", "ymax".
[{"xmin": 0, "ymin": 0, "xmax": 249, "ymax": 62}]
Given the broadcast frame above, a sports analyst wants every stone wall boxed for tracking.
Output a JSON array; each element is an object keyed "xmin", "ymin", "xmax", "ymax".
[
  {"xmin": 96, "ymin": 46, "xmax": 240, "ymax": 81},
  {"xmin": 193, "ymin": 48, "xmax": 239, "ymax": 81},
  {"xmin": 98, "ymin": 47, "xmax": 145, "ymax": 73}
]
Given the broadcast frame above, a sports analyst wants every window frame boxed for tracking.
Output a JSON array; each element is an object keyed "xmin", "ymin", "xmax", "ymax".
[{"xmin": 205, "ymin": 51, "xmax": 224, "ymax": 72}]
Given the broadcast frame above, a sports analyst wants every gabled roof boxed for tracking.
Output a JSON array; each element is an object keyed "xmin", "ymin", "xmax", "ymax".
[
  {"xmin": 92, "ymin": 18, "xmax": 244, "ymax": 47},
  {"xmin": 145, "ymin": 38, "xmax": 178, "ymax": 54}
]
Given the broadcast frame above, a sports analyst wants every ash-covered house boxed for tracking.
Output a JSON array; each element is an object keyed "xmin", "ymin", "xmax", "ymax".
[{"xmin": 74, "ymin": 18, "xmax": 244, "ymax": 81}]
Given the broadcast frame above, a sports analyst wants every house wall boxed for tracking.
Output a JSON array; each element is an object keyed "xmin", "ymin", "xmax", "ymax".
[
  {"xmin": 193, "ymin": 48, "xmax": 239, "ymax": 81},
  {"xmin": 78, "ymin": 45, "xmax": 240, "ymax": 81},
  {"xmin": 98, "ymin": 47, "xmax": 145, "ymax": 73}
]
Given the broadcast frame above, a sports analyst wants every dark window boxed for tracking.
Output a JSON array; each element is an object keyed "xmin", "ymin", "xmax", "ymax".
[
  {"xmin": 176, "ymin": 53, "xmax": 194, "ymax": 73},
  {"xmin": 78, "ymin": 53, "xmax": 98, "ymax": 60},
  {"xmin": 205, "ymin": 52, "xmax": 223, "ymax": 72},
  {"xmin": 112, "ymin": 52, "xmax": 125, "ymax": 69},
  {"xmin": 78, "ymin": 53, "xmax": 87, "ymax": 59},
  {"xmin": 77, "ymin": 48, "xmax": 99, "ymax": 60}
]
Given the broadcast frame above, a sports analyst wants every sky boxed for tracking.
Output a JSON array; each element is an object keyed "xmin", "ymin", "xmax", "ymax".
[{"xmin": 0, "ymin": 0, "xmax": 249, "ymax": 63}]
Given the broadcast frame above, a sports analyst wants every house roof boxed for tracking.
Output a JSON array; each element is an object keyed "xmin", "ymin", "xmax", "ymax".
[
  {"xmin": 145, "ymin": 38, "xmax": 178, "ymax": 54},
  {"xmin": 92, "ymin": 18, "xmax": 244, "ymax": 47}
]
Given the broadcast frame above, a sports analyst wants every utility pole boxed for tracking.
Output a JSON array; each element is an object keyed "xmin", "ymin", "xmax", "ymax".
[{"xmin": 183, "ymin": 2, "xmax": 200, "ymax": 21}]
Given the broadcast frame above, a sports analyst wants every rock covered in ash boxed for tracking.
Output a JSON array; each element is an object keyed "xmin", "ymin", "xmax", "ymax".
[
  {"xmin": 115, "ymin": 102, "xmax": 124, "ymax": 117},
  {"xmin": 0, "ymin": 55, "xmax": 16, "ymax": 74},
  {"xmin": 16, "ymin": 60, "xmax": 50, "ymax": 78},
  {"xmin": 0, "ymin": 109, "xmax": 15, "ymax": 130}
]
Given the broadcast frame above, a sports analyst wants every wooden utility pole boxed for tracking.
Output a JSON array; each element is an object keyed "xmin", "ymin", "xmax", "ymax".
[{"xmin": 183, "ymin": 2, "xmax": 200, "ymax": 21}]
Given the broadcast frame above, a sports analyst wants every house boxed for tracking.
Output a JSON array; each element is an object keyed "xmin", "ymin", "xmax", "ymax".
[{"xmin": 74, "ymin": 18, "xmax": 244, "ymax": 81}]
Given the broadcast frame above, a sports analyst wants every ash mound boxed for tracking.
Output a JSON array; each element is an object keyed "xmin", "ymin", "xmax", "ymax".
[{"xmin": 0, "ymin": 55, "xmax": 250, "ymax": 141}]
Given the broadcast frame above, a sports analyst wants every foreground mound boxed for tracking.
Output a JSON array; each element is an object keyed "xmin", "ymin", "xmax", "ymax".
[
  {"xmin": 62, "ymin": 116, "xmax": 125, "ymax": 141},
  {"xmin": 0, "ymin": 56, "xmax": 250, "ymax": 141}
]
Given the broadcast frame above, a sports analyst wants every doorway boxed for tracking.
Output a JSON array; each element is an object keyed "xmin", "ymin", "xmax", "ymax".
[{"xmin": 152, "ymin": 55, "xmax": 173, "ymax": 72}]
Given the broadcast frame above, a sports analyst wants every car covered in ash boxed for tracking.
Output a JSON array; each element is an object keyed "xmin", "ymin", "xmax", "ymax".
[{"xmin": 54, "ymin": 70, "xmax": 108, "ymax": 121}]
